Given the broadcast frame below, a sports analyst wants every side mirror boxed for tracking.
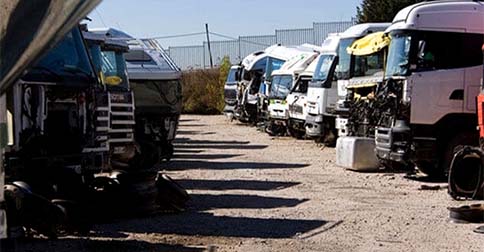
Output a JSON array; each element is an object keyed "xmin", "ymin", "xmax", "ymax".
[{"xmin": 418, "ymin": 40, "xmax": 426, "ymax": 59}]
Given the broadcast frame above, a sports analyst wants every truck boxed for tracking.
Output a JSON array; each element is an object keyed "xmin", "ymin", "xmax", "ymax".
[
  {"xmin": 235, "ymin": 44, "xmax": 321, "ymax": 124},
  {"xmin": 286, "ymin": 54, "xmax": 326, "ymax": 139},
  {"xmin": 305, "ymin": 34, "xmax": 340, "ymax": 144},
  {"xmin": 0, "ymin": 0, "xmax": 101, "ymax": 241},
  {"xmin": 93, "ymin": 28, "xmax": 183, "ymax": 162},
  {"xmin": 83, "ymin": 31, "xmax": 137, "ymax": 169},
  {"xmin": 374, "ymin": 1, "xmax": 484, "ymax": 177},
  {"xmin": 224, "ymin": 65, "xmax": 242, "ymax": 119},
  {"xmin": 328, "ymin": 24, "xmax": 391, "ymax": 171},
  {"xmin": 333, "ymin": 24, "xmax": 391, "ymax": 137},
  {"xmin": 266, "ymin": 52, "xmax": 320, "ymax": 136}
]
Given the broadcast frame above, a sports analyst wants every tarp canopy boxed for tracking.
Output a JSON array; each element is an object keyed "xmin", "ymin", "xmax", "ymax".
[
  {"xmin": 0, "ymin": 0, "xmax": 101, "ymax": 94},
  {"xmin": 346, "ymin": 32, "xmax": 390, "ymax": 56}
]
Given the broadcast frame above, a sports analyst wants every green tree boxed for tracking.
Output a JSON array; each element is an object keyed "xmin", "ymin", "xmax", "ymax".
[{"xmin": 356, "ymin": 0, "xmax": 427, "ymax": 23}]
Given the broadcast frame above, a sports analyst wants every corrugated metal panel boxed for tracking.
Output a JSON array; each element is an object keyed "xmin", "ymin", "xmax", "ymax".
[
  {"xmin": 167, "ymin": 21, "xmax": 356, "ymax": 70},
  {"xmin": 239, "ymin": 35, "xmax": 276, "ymax": 59},
  {"xmin": 313, "ymin": 21, "xmax": 355, "ymax": 45},
  {"xmin": 203, "ymin": 40, "xmax": 239, "ymax": 67},
  {"xmin": 276, "ymin": 28, "xmax": 314, "ymax": 46},
  {"xmin": 168, "ymin": 45, "xmax": 204, "ymax": 70}
]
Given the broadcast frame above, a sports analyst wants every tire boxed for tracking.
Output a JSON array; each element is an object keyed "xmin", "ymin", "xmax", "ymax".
[
  {"xmin": 51, "ymin": 200, "xmax": 91, "ymax": 235},
  {"xmin": 440, "ymin": 131, "xmax": 478, "ymax": 177},
  {"xmin": 287, "ymin": 126, "xmax": 304, "ymax": 139},
  {"xmin": 416, "ymin": 131, "xmax": 478, "ymax": 178},
  {"xmin": 156, "ymin": 173, "xmax": 189, "ymax": 211},
  {"xmin": 448, "ymin": 147, "xmax": 484, "ymax": 200}
]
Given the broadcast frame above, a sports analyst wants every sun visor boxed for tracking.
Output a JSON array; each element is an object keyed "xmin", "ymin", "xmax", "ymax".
[
  {"xmin": 346, "ymin": 32, "xmax": 390, "ymax": 56},
  {"xmin": 0, "ymin": 0, "xmax": 101, "ymax": 94}
]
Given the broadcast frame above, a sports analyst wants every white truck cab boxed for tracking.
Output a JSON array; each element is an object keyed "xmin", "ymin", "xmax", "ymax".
[
  {"xmin": 266, "ymin": 52, "xmax": 319, "ymax": 136},
  {"xmin": 305, "ymin": 34, "xmax": 340, "ymax": 143},
  {"xmin": 286, "ymin": 54, "xmax": 323, "ymax": 138},
  {"xmin": 333, "ymin": 23, "xmax": 391, "ymax": 137},
  {"xmin": 374, "ymin": 1, "xmax": 484, "ymax": 176}
]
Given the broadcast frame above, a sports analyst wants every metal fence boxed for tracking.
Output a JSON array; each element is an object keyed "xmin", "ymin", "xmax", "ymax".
[{"xmin": 167, "ymin": 20, "xmax": 355, "ymax": 70}]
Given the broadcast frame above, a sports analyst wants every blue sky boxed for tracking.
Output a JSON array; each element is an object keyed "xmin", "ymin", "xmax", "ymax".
[{"xmin": 89, "ymin": 0, "xmax": 361, "ymax": 47}]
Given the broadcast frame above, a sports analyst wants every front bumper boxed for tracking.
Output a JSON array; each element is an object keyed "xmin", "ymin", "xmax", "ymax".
[
  {"xmin": 375, "ymin": 127, "xmax": 409, "ymax": 164},
  {"xmin": 289, "ymin": 118, "xmax": 306, "ymax": 131},
  {"xmin": 305, "ymin": 114, "xmax": 323, "ymax": 137}
]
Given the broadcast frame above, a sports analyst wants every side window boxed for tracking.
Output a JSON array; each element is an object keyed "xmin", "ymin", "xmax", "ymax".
[
  {"xmin": 416, "ymin": 31, "xmax": 483, "ymax": 71},
  {"xmin": 294, "ymin": 79, "xmax": 309, "ymax": 93}
]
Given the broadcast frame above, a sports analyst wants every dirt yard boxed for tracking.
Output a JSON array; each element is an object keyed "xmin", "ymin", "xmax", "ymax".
[{"xmin": 14, "ymin": 115, "xmax": 484, "ymax": 252}]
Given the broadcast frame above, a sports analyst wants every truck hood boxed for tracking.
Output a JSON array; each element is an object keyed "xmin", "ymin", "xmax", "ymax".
[{"xmin": 0, "ymin": 0, "xmax": 101, "ymax": 94}]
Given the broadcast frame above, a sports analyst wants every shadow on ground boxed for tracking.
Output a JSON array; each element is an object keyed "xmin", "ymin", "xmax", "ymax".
[
  {"xmin": 178, "ymin": 179, "xmax": 300, "ymax": 191},
  {"xmin": 189, "ymin": 194, "xmax": 308, "ymax": 210},
  {"xmin": 173, "ymin": 154, "xmax": 243, "ymax": 160},
  {"xmin": 92, "ymin": 212, "xmax": 328, "ymax": 239},
  {"xmin": 177, "ymin": 130, "xmax": 216, "ymax": 135},
  {"xmin": 165, "ymin": 160, "xmax": 309, "ymax": 170},
  {"xmin": 174, "ymin": 139, "xmax": 250, "ymax": 145},
  {"xmin": 7, "ymin": 239, "xmax": 204, "ymax": 252}
]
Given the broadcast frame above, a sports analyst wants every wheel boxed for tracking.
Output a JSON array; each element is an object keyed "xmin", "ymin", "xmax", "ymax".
[
  {"xmin": 417, "ymin": 131, "xmax": 478, "ymax": 178},
  {"xmin": 51, "ymin": 200, "xmax": 91, "ymax": 235},
  {"xmin": 155, "ymin": 173, "xmax": 190, "ymax": 212},
  {"xmin": 440, "ymin": 131, "xmax": 478, "ymax": 176},
  {"xmin": 415, "ymin": 160, "xmax": 440, "ymax": 178},
  {"xmin": 287, "ymin": 126, "xmax": 304, "ymax": 139}
]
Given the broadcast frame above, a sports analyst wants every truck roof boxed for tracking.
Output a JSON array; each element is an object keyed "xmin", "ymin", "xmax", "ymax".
[
  {"xmin": 271, "ymin": 52, "xmax": 319, "ymax": 77},
  {"xmin": 91, "ymin": 28, "xmax": 181, "ymax": 80},
  {"xmin": 340, "ymin": 23, "xmax": 391, "ymax": 39},
  {"xmin": 244, "ymin": 44, "xmax": 321, "ymax": 71},
  {"xmin": 388, "ymin": 0, "xmax": 484, "ymax": 34}
]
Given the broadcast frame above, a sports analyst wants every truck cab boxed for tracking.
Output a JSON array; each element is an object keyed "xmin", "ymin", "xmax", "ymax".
[
  {"xmin": 333, "ymin": 23, "xmax": 391, "ymax": 137},
  {"xmin": 224, "ymin": 65, "xmax": 242, "ymax": 119},
  {"xmin": 266, "ymin": 52, "xmax": 319, "ymax": 136},
  {"xmin": 236, "ymin": 44, "xmax": 321, "ymax": 124},
  {"xmin": 94, "ymin": 28, "xmax": 183, "ymax": 162},
  {"xmin": 84, "ymin": 31, "xmax": 137, "ymax": 168},
  {"xmin": 305, "ymin": 34, "xmax": 340, "ymax": 143},
  {"xmin": 374, "ymin": 1, "xmax": 484, "ymax": 176},
  {"xmin": 339, "ymin": 31, "xmax": 390, "ymax": 138}
]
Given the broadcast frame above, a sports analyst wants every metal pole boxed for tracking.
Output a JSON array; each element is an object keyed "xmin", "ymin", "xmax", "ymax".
[{"xmin": 205, "ymin": 23, "xmax": 214, "ymax": 68}]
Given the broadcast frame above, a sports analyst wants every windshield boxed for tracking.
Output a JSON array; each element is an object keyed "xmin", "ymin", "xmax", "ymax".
[
  {"xmin": 385, "ymin": 32, "xmax": 412, "ymax": 77},
  {"xmin": 226, "ymin": 68, "xmax": 238, "ymax": 83},
  {"xmin": 270, "ymin": 75, "xmax": 293, "ymax": 99},
  {"xmin": 101, "ymin": 50, "xmax": 129, "ymax": 91},
  {"xmin": 335, "ymin": 38, "xmax": 354, "ymax": 80},
  {"xmin": 353, "ymin": 50, "xmax": 385, "ymax": 78},
  {"xmin": 265, "ymin": 57, "xmax": 285, "ymax": 82},
  {"xmin": 313, "ymin": 54, "xmax": 336, "ymax": 82},
  {"xmin": 23, "ymin": 28, "xmax": 95, "ymax": 85}
]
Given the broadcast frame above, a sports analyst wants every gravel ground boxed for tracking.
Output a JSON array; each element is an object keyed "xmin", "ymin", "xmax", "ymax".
[{"xmin": 13, "ymin": 115, "xmax": 484, "ymax": 252}]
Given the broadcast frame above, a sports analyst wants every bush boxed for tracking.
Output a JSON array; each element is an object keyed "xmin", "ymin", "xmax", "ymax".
[{"xmin": 181, "ymin": 56, "xmax": 231, "ymax": 114}]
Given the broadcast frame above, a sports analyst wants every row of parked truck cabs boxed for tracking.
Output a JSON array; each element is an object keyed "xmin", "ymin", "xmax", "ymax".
[
  {"xmin": 224, "ymin": 0, "xmax": 484, "ymax": 198},
  {"xmin": 0, "ymin": 2, "xmax": 187, "ymax": 240}
]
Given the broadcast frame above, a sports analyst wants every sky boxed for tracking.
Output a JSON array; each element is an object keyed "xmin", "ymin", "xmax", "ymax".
[{"xmin": 88, "ymin": 0, "xmax": 361, "ymax": 47}]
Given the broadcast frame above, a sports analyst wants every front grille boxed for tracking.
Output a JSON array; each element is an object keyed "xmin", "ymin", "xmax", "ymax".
[
  {"xmin": 289, "ymin": 105, "xmax": 303, "ymax": 114},
  {"xmin": 108, "ymin": 91, "xmax": 135, "ymax": 146}
]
